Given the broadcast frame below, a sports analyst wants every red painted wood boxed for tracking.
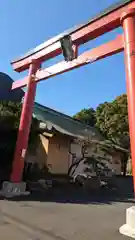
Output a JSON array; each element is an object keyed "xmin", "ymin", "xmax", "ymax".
[
  {"xmin": 11, "ymin": 1, "xmax": 135, "ymax": 72},
  {"xmin": 10, "ymin": 2, "xmax": 135, "ymax": 190},
  {"xmin": 12, "ymin": 35, "xmax": 123, "ymax": 89},
  {"xmin": 10, "ymin": 62, "xmax": 39, "ymax": 182},
  {"xmin": 121, "ymin": 8, "xmax": 135, "ymax": 192}
]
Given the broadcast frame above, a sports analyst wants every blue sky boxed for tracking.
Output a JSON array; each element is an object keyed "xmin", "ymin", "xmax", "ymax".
[{"xmin": 0, "ymin": 0, "xmax": 126, "ymax": 115}]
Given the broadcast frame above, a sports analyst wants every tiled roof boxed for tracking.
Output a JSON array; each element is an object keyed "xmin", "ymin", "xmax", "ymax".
[{"xmin": 33, "ymin": 102, "xmax": 104, "ymax": 140}]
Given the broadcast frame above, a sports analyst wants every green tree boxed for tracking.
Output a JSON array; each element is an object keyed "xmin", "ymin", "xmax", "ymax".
[
  {"xmin": 96, "ymin": 94, "xmax": 129, "ymax": 175},
  {"xmin": 73, "ymin": 108, "xmax": 96, "ymax": 126},
  {"xmin": 0, "ymin": 101, "xmax": 21, "ymax": 130},
  {"xmin": 0, "ymin": 101, "xmax": 38, "ymax": 181},
  {"xmin": 0, "ymin": 101, "xmax": 21, "ymax": 181}
]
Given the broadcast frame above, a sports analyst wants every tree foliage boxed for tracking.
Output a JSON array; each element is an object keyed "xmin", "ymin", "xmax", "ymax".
[
  {"xmin": 73, "ymin": 94, "xmax": 130, "ymax": 176},
  {"xmin": 0, "ymin": 101, "xmax": 21, "ymax": 181},
  {"xmin": 0, "ymin": 101, "xmax": 38, "ymax": 181},
  {"xmin": 73, "ymin": 108, "xmax": 96, "ymax": 126},
  {"xmin": 74, "ymin": 94, "xmax": 129, "ymax": 150},
  {"xmin": 0, "ymin": 101, "xmax": 21, "ymax": 130},
  {"xmin": 96, "ymin": 94, "xmax": 129, "ymax": 150}
]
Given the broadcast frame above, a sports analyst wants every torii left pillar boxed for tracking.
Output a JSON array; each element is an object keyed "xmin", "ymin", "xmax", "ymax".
[
  {"xmin": 0, "ymin": 60, "xmax": 39, "ymax": 196},
  {"xmin": 10, "ymin": 60, "xmax": 39, "ymax": 183}
]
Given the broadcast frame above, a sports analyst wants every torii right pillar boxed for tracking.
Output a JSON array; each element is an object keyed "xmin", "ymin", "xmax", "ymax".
[{"xmin": 119, "ymin": 8, "xmax": 135, "ymax": 238}]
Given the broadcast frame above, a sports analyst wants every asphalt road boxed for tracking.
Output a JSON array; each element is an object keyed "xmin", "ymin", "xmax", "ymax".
[{"xmin": 0, "ymin": 185, "xmax": 134, "ymax": 240}]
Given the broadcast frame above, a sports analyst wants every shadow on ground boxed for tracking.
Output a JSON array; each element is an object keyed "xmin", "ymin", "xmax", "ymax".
[{"xmin": 0, "ymin": 176, "xmax": 134, "ymax": 205}]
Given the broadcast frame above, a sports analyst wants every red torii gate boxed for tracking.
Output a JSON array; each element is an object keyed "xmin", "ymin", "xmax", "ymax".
[{"xmin": 10, "ymin": 0, "xmax": 135, "ymax": 191}]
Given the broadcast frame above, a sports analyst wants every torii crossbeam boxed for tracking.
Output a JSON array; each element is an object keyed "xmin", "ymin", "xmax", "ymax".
[{"xmin": 10, "ymin": 0, "xmax": 135, "ymax": 195}]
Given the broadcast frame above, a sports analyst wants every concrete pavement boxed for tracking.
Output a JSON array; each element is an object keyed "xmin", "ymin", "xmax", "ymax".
[{"xmin": 0, "ymin": 197, "xmax": 134, "ymax": 240}]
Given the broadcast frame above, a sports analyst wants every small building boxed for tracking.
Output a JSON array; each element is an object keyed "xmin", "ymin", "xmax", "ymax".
[
  {"xmin": 25, "ymin": 102, "xmax": 125, "ymax": 177},
  {"xmin": 25, "ymin": 102, "xmax": 103, "ymax": 174},
  {"xmin": 0, "ymin": 73, "xmax": 127, "ymax": 179}
]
